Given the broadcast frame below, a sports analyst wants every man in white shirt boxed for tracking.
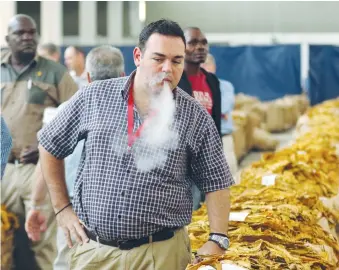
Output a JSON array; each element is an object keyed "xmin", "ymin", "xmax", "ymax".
[{"xmin": 64, "ymin": 46, "xmax": 88, "ymax": 88}]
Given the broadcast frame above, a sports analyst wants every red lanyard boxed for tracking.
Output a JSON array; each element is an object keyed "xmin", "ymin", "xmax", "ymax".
[
  {"xmin": 127, "ymin": 85, "xmax": 145, "ymax": 147},
  {"xmin": 127, "ymin": 84, "xmax": 159, "ymax": 147}
]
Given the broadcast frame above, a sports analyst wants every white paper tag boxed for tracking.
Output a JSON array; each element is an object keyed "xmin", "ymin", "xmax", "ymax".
[
  {"xmin": 262, "ymin": 174, "xmax": 277, "ymax": 186},
  {"xmin": 199, "ymin": 266, "xmax": 216, "ymax": 270},
  {"xmin": 335, "ymin": 144, "xmax": 339, "ymax": 157},
  {"xmin": 222, "ymin": 263, "xmax": 247, "ymax": 270},
  {"xmin": 229, "ymin": 210, "xmax": 250, "ymax": 222}
]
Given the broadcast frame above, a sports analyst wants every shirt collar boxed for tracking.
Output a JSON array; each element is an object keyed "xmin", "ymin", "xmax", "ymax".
[
  {"xmin": 121, "ymin": 70, "xmax": 136, "ymax": 101},
  {"xmin": 1, "ymin": 51, "xmax": 39, "ymax": 67}
]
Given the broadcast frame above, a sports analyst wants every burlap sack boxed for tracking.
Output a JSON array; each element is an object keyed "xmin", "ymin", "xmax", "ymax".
[
  {"xmin": 246, "ymin": 111, "xmax": 261, "ymax": 129},
  {"xmin": 260, "ymin": 122, "xmax": 268, "ymax": 131},
  {"xmin": 266, "ymin": 98, "xmax": 300, "ymax": 132},
  {"xmin": 252, "ymin": 127, "xmax": 279, "ymax": 151},
  {"xmin": 232, "ymin": 124, "xmax": 247, "ymax": 161},
  {"xmin": 248, "ymin": 102, "xmax": 268, "ymax": 124},
  {"xmin": 281, "ymin": 97, "xmax": 301, "ymax": 127},
  {"xmin": 234, "ymin": 93, "xmax": 260, "ymax": 111},
  {"xmin": 284, "ymin": 94, "xmax": 310, "ymax": 115},
  {"xmin": 232, "ymin": 110, "xmax": 248, "ymax": 128},
  {"xmin": 265, "ymin": 101, "xmax": 285, "ymax": 132},
  {"xmin": 245, "ymin": 113, "xmax": 257, "ymax": 151}
]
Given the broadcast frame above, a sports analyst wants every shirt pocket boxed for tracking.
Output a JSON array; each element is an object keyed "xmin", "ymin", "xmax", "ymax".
[{"xmin": 27, "ymin": 81, "xmax": 59, "ymax": 106}]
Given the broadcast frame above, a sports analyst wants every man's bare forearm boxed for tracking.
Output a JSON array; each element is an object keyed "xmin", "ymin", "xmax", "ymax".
[
  {"xmin": 31, "ymin": 162, "xmax": 48, "ymax": 205},
  {"xmin": 38, "ymin": 145, "xmax": 70, "ymax": 212},
  {"xmin": 205, "ymin": 188, "xmax": 231, "ymax": 235}
]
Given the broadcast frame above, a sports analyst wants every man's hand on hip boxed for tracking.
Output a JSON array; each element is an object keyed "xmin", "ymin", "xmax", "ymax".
[
  {"xmin": 193, "ymin": 241, "xmax": 225, "ymax": 264},
  {"xmin": 25, "ymin": 209, "xmax": 47, "ymax": 242},
  {"xmin": 57, "ymin": 206, "xmax": 89, "ymax": 248}
]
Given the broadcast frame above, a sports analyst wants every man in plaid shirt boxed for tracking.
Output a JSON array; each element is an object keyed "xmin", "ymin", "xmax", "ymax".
[{"xmin": 38, "ymin": 19, "xmax": 234, "ymax": 269}]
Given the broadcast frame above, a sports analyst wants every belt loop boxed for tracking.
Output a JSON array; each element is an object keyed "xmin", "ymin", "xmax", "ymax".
[
  {"xmin": 149, "ymin": 235, "xmax": 153, "ymax": 244},
  {"xmin": 94, "ymin": 227, "xmax": 102, "ymax": 249},
  {"xmin": 96, "ymin": 235, "xmax": 102, "ymax": 249}
]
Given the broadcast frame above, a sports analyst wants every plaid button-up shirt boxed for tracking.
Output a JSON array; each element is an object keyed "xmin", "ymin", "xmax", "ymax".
[{"xmin": 38, "ymin": 71, "xmax": 234, "ymax": 240}]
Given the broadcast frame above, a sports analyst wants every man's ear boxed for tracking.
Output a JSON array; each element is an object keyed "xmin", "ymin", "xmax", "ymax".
[{"xmin": 133, "ymin": 47, "xmax": 142, "ymax": 67}]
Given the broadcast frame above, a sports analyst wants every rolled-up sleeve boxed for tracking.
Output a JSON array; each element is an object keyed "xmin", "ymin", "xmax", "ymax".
[
  {"xmin": 1, "ymin": 117, "xmax": 12, "ymax": 179},
  {"xmin": 37, "ymin": 87, "xmax": 86, "ymax": 160},
  {"xmin": 190, "ymin": 118, "xmax": 235, "ymax": 193}
]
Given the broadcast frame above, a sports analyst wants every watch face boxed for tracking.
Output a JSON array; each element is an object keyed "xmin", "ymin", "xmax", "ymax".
[
  {"xmin": 221, "ymin": 238, "xmax": 229, "ymax": 249},
  {"xmin": 210, "ymin": 235, "xmax": 229, "ymax": 249}
]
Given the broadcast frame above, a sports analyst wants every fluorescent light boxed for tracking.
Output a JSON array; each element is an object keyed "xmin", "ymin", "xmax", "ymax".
[{"xmin": 139, "ymin": 1, "xmax": 146, "ymax": 23}]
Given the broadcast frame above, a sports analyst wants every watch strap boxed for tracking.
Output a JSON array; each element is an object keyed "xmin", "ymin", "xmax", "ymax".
[{"xmin": 209, "ymin": 232, "xmax": 228, "ymax": 238}]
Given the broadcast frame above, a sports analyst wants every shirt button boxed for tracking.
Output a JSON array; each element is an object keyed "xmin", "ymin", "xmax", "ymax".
[
  {"xmin": 118, "ymin": 215, "xmax": 121, "ymax": 219},
  {"xmin": 121, "ymin": 191, "xmax": 125, "ymax": 196},
  {"xmin": 126, "ymin": 169, "xmax": 130, "ymax": 173}
]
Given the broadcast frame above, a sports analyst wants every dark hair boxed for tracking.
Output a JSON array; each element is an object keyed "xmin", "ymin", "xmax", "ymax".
[{"xmin": 138, "ymin": 19, "xmax": 186, "ymax": 51}]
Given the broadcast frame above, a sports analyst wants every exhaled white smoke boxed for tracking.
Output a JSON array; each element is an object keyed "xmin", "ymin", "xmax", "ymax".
[
  {"xmin": 141, "ymin": 74, "xmax": 176, "ymax": 147},
  {"xmin": 111, "ymin": 72, "xmax": 179, "ymax": 172},
  {"xmin": 134, "ymin": 73, "xmax": 179, "ymax": 172}
]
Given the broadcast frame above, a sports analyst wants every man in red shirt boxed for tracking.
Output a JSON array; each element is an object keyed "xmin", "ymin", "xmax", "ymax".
[
  {"xmin": 178, "ymin": 27, "xmax": 222, "ymax": 137},
  {"xmin": 178, "ymin": 27, "xmax": 223, "ymax": 210}
]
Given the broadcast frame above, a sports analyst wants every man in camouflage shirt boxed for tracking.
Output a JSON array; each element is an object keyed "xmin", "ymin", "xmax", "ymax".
[{"xmin": 1, "ymin": 14, "xmax": 78, "ymax": 269}]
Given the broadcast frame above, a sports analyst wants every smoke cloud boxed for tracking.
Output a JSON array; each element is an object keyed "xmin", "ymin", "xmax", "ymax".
[{"xmin": 111, "ymin": 72, "xmax": 179, "ymax": 172}]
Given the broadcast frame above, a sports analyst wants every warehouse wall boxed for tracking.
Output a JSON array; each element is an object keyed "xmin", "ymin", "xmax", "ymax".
[
  {"xmin": 146, "ymin": 1, "xmax": 339, "ymax": 33},
  {"xmin": 2, "ymin": 1, "xmax": 339, "ymax": 84},
  {"xmin": 2, "ymin": 1, "xmax": 339, "ymax": 46}
]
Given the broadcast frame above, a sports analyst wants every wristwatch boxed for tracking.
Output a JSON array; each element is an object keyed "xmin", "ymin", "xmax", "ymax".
[{"xmin": 208, "ymin": 233, "xmax": 230, "ymax": 250}]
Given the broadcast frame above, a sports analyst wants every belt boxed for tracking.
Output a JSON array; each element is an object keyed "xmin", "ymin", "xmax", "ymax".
[
  {"xmin": 8, "ymin": 159, "xmax": 20, "ymax": 164},
  {"xmin": 8, "ymin": 159, "xmax": 37, "ymax": 165},
  {"xmin": 85, "ymin": 227, "xmax": 179, "ymax": 250}
]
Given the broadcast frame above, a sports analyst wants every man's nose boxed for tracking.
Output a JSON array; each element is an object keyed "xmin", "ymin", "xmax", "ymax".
[
  {"xmin": 197, "ymin": 43, "xmax": 205, "ymax": 51},
  {"xmin": 22, "ymin": 32, "xmax": 33, "ymax": 40},
  {"xmin": 162, "ymin": 59, "xmax": 173, "ymax": 73}
]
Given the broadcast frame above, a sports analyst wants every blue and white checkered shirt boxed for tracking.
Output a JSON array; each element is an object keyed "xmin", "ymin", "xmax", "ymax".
[{"xmin": 37, "ymin": 71, "xmax": 234, "ymax": 240}]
